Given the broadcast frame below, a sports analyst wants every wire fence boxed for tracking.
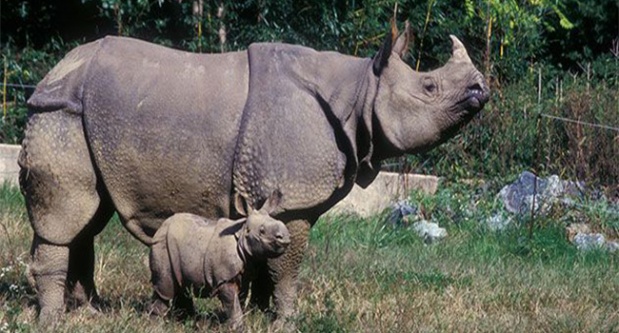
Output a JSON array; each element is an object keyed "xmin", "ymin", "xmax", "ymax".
[
  {"xmin": 539, "ymin": 112, "xmax": 619, "ymax": 133},
  {"xmin": 2, "ymin": 83, "xmax": 37, "ymax": 89}
]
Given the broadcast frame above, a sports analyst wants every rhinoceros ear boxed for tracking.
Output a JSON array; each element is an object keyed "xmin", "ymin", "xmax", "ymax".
[
  {"xmin": 234, "ymin": 192, "xmax": 249, "ymax": 217},
  {"xmin": 260, "ymin": 190, "xmax": 283, "ymax": 215},
  {"xmin": 392, "ymin": 20, "xmax": 411, "ymax": 59},
  {"xmin": 372, "ymin": 19, "xmax": 397, "ymax": 76}
]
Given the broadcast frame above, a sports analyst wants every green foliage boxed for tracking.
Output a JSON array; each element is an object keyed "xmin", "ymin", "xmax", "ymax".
[
  {"xmin": 1, "ymin": 40, "xmax": 77, "ymax": 143},
  {"xmin": 2, "ymin": 182, "xmax": 619, "ymax": 331}
]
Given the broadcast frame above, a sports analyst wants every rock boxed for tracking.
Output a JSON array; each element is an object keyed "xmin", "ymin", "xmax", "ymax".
[
  {"xmin": 485, "ymin": 213, "xmax": 513, "ymax": 231},
  {"xmin": 573, "ymin": 232, "xmax": 605, "ymax": 251},
  {"xmin": 566, "ymin": 224, "xmax": 619, "ymax": 252},
  {"xmin": 498, "ymin": 171, "xmax": 583, "ymax": 216},
  {"xmin": 411, "ymin": 220, "xmax": 447, "ymax": 244},
  {"xmin": 328, "ymin": 172, "xmax": 439, "ymax": 218},
  {"xmin": 565, "ymin": 223, "xmax": 591, "ymax": 242},
  {"xmin": 605, "ymin": 241, "xmax": 619, "ymax": 252},
  {"xmin": 387, "ymin": 200, "xmax": 418, "ymax": 226}
]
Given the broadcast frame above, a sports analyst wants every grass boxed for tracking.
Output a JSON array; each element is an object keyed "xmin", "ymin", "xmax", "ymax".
[{"xmin": 1, "ymin": 181, "xmax": 618, "ymax": 332}]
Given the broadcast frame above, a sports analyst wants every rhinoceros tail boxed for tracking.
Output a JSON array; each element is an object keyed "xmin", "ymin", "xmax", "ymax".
[{"xmin": 27, "ymin": 39, "xmax": 102, "ymax": 114}]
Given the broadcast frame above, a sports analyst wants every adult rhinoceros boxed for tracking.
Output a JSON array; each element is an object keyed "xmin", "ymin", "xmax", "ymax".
[{"xmin": 19, "ymin": 21, "xmax": 489, "ymax": 325}]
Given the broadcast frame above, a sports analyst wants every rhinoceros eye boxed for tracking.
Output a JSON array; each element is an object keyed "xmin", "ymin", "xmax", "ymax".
[
  {"xmin": 259, "ymin": 226, "xmax": 266, "ymax": 234},
  {"xmin": 422, "ymin": 77, "xmax": 438, "ymax": 95}
]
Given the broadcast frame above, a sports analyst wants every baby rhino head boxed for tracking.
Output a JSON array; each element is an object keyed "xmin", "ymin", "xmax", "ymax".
[
  {"xmin": 244, "ymin": 213, "xmax": 290, "ymax": 258},
  {"xmin": 236, "ymin": 190, "xmax": 290, "ymax": 259}
]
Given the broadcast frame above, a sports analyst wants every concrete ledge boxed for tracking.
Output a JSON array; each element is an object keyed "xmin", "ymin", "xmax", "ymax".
[
  {"xmin": 327, "ymin": 172, "xmax": 439, "ymax": 218},
  {"xmin": 0, "ymin": 144, "xmax": 20, "ymax": 186}
]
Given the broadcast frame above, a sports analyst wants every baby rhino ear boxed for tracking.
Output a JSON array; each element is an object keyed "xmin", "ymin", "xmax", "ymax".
[
  {"xmin": 234, "ymin": 193, "xmax": 249, "ymax": 217},
  {"xmin": 260, "ymin": 190, "xmax": 283, "ymax": 215}
]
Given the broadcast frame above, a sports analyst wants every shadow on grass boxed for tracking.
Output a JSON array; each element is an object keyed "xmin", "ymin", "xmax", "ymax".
[
  {"xmin": 0, "ymin": 277, "xmax": 38, "ymax": 325},
  {"xmin": 123, "ymin": 294, "xmax": 233, "ymax": 330}
]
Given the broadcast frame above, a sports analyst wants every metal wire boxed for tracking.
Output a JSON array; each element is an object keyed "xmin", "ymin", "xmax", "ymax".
[
  {"xmin": 539, "ymin": 113, "xmax": 619, "ymax": 133},
  {"xmin": 2, "ymin": 83, "xmax": 37, "ymax": 89}
]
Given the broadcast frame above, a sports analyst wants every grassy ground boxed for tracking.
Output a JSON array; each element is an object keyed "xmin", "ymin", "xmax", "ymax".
[{"xmin": 1, "ymin": 181, "xmax": 618, "ymax": 332}]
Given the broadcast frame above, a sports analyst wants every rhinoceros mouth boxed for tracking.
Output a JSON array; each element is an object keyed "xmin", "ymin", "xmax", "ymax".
[
  {"xmin": 266, "ymin": 238, "xmax": 290, "ymax": 257},
  {"xmin": 462, "ymin": 83, "xmax": 490, "ymax": 113}
]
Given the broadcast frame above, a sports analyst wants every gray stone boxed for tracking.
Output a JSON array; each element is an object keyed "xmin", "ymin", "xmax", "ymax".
[
  {"xmin": 387, "ymin": 200, "xmax": 418, "ymax": 226},
  {"xmin": 498, "ymin": 171, "xmax": 583, "ymax": 216},
  {"xmin": 573, "ymin": 232, "xmax": 605, "ymax": 251},
  {"xmin": 485, "ymin": 213, "xmax": 513, "ymax": 231},
  {"xmin": 605, "ymin": 241, "xmax": 619, "ymax": 252},
  {"xmin": 411, "ymin": 220, "xmax": 447, "ymax": 244}
]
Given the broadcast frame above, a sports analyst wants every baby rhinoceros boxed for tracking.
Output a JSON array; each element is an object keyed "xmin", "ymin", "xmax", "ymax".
[{"xmin": 148, "ymin": 192, "xmax": 290, "ymax": 330}]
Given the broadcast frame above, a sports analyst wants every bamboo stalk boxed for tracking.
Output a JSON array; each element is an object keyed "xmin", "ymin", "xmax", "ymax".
[
  {"xmin": 416, "ymin": 0, "xmax": 436, "ymax": 71},
  {"xmin": 537, "ymin": 66, "xmax": 542, "ymax": 104},
  {"xmin": 2, "ymin": 57, "xmax": 7, "ymax": 121},
  {"xmin": 484, "ymin": 0, "xmax": 493, "ymax": 77}
]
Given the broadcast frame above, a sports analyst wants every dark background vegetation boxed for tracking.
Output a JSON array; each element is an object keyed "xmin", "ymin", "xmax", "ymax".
[{"xmin": 1, "ymin": 0, "xmax": 618, "ymax": 187}]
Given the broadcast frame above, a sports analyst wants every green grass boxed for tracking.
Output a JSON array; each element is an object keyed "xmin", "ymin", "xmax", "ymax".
[{"xmin": 1, "ymin": 182, "xmax": 618, "ymax": 332}]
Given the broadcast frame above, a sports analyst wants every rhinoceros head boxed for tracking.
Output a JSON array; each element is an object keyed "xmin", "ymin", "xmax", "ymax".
[
  {"xmin": 371, "ymin": 22, "xmax": 490, "ymax": 158},
  {"xmin": 236, "ymin": 190, "xmax": 291, "ymax": 259}
]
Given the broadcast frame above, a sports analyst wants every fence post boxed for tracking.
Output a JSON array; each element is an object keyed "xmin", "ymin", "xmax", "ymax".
[{"xmin": 537, "ymin": 66, "xmax": 542, "ymax": 104}]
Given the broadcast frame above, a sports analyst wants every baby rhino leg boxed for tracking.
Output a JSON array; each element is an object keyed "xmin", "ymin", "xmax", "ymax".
[
  {"xmin": 148, "ymin": 236, "xmax": 175, "ymax": 317},
  {"xmin": 218, "ymin": 282, "xmax": 243, "ymax": 332},
  {"xmin": 148, "ymin": 229, "xmax": 195, "ymax": 319}
]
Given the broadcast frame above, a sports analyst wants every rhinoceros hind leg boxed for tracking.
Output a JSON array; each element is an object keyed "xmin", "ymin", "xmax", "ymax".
[
  {"xmin": 20, "ymin": 111, "xmax": 114, "ymax": 321},
  {"xmin": 30, "ymin": 235, "xmax": 70, "ymax": 326},
  {"xmin": 66, "ymin": 200, "xmax": 114, "ymax": 311}
]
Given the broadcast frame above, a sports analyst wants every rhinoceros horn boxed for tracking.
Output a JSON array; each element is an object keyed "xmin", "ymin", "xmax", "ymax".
[{"xmin": 449, "ymin": 35, "xmax": 473, "ymax": 64}]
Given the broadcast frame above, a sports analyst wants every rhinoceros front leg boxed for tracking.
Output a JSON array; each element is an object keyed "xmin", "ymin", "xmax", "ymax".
[
  {"xmin": 218, "ymin": 282, "xmax": 244, "ymax": 331},
  {"xmin": 252, "ymin": 220, "xmax": 315, "ymax": 330}
]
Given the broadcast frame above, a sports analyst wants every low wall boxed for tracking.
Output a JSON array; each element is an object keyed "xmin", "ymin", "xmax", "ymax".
[
  {"xmin": 0, "ymin": 144, "xmax": 20, "ymax": 186},
  {"xmin": 327, "ymin": 172, "xmax": 439, "ymax": 218}
]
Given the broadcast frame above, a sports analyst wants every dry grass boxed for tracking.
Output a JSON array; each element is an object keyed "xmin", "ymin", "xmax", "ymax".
[{"xmin": 1, "ymin": 182, "xmax": 618, "ymax": 332}]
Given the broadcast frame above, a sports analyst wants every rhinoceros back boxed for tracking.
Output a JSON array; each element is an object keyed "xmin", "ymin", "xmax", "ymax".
[
  {"xmin": 27, "ymin": 39, "xmax": 102, "ymax": 114},
  {"xmin": 77, "ymin": 36, "xmax": 249, "ymax": 240}
]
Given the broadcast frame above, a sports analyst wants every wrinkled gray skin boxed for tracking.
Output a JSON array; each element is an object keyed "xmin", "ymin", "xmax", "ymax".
[
  {"xmin": 149, "ymin": 193, "xmax": 290, "ymax": 330},
  {"xmin": 19, "ymin": 21, "xmax": 489, "ymax": 328}
]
